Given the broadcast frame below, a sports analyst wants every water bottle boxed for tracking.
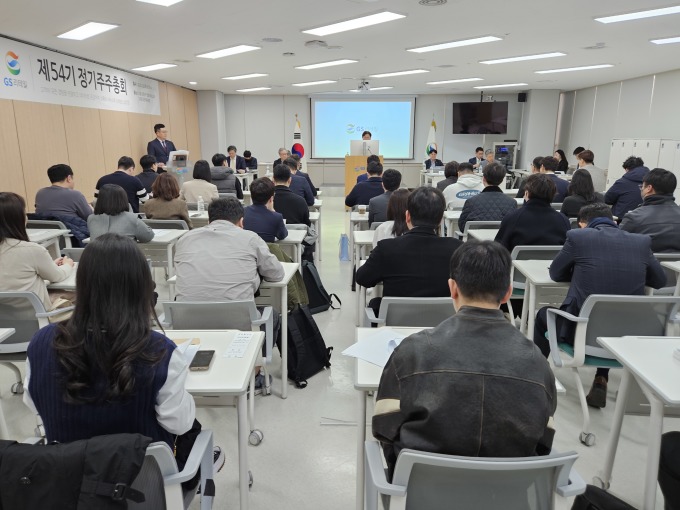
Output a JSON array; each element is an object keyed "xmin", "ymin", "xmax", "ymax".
[{"xmin": 197, "ymin": 195, "xmax": 205, "ymax": 213}]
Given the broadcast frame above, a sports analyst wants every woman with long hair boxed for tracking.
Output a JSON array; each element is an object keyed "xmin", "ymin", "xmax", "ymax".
[
  {"xmin": 180, "ymin": 160, "xmax": 219, "ymax": 204},
  {"xmin": 143, "ymin": 173, "xmax": 193, "ymax": 228},
  {"xmin": 88, "ymin": 184, "xmax": 154, "ymax": 242},
  {"xmin": 0, "ymin": 192, "xmax": 74, "ymax": 310},
  {"xmin": 554, "ymin": 149, "xmax": 569, "ymax": 174},
  {"xmin": 560, "ymin": 169, "xmax": 604, "ymax": 218},
  {"xmin": 373, "ymin": 188, "xmax": 411, "ymax": 247}
]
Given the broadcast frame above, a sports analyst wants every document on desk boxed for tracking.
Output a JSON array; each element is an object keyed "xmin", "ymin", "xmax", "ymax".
[
  {"xmin": 152, "ymin": 229, "xmax": 171, "ymax": 236},
  {"xmin": 171, "ymin": 337, "xmax": 200, "ymax": 364},
  {"xmin": 342, "ymin": 328, "xmax": 406, "ymax": 367},
  {"xmin": 224, "ymin": 332, "xmax": 255, "ymax": 358}
]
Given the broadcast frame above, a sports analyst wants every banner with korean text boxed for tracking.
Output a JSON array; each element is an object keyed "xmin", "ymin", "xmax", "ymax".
[{"xmin": 0, "ymin": 36, "xmax": 160, "ymax": 115}]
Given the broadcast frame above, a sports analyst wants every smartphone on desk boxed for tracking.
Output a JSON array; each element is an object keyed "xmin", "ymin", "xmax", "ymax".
[{"xmin": 190, "ymin": 350, "xmax": 215, "ymax": 371}]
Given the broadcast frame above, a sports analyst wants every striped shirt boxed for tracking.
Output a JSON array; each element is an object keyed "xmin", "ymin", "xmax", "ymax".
[{"xmin": 95, "ymin": 171, "xmax": 149, "ymax": 213}]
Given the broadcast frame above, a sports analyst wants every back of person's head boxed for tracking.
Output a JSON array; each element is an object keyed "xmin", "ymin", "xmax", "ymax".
[
  {"xmin": 568, "ymin": 169, "xmax": 595, "ymax": 201},
  {"xmin": 367, "ymin": 162, "xmax": 383, "ymax": 176},
  {"xmin": 47, "ymin": 164, "xmax": 73, "ymax": 183},
  {"xmin": 54, "ymin": 233, "xmax": 161, "ymax": 404},
  {"xmin": 382, "ymin": 169, "xmax": 401, "ymax": 191},
  {"xmin": 283, "ymin": 157, "xmax": 298, "ymax": 171},
  {"xmin": 227, "ymin": 145, "xmax": 237, "ymax": 153},
  {"xmin": 212, "ymin": 153, "xmax": 227, "ymax": 167},
  {"xmin": 291, "ymin": 154, "xmax": 300, "ymax": 163},
  {"xmin": 273, "ymin": 164, "xmax": 291, "ymax": 184},
  {"xmin": 151, "ymin": 173, "xmax": 180, "ymax": 201},
  {"xmin": 117, "ymin": 156, "xmax": 135, "ymax": 171},
  {"xmin": 140, "ymin": 155, "xmax": 156, "ymax": 171},
  {"xmin": 193, "ymin": 160, "xmax": 212, "ymax": 182},
  {"xmin": 525, "ymin": 173, "xmax": 556, "ymax": 203},
  {"xmin": 94, "ymin": 184, "xmax": 129, "ymax": 215},
  {"xmin": 444, "ymin": 161, "xmax": 459, "ymax": 179},
  {"xmin": 366, "ymin": 154, "xmax": 380, "ymax": 166},
  {"xmin": 386, "ymin": 188, "xmax": 411, "ymax": 237},
  {"xmin": 250, "ymin": 177, "xmax": 275, "ymax": 205},
  {"xmin": 449, "ymin": 241, "xmax": 512, "ymax": 306},
  {"xmin": 578, "ymin": 203, "xmax": 613, "ymax": 224},
  {"xmin": 573, "ymin": 146, "xmax": 585, "ymax": 156},
  {"xmin": 243, "ymin": 150, "xmax": 252, "ymax": 158},
  {"xmin": 541, "ymin": 156, "xmax": 558, "ymax": 172},
  {"xmin": 578, "ymin": 150, "xmax": 594, "ymax": 165},
  {"xmin": 483, "ymin": 162, "xmax": 506, "ymax": 186},
  {"xmin": 0, "ymin": 192, "xmax": 29, "ymax": 244},
  {"xmin": 457, "ymin": 162, "xmax": 474, "ymax": 175},
  {"xmin": 208, "ymin": 196, "xmax": 243, "ymax": 224},
  {"xmin": 622, "ymin": 156, "xmax": 645, "ymax": 171},
  {"xmin": 532, "ymin": 156, "xmax": 544, "ymax": 172},
  {"xmin": 407, "ymin": 186, "xmax": 445, "ymax": 228},
  {"xmin": 154, "ymin": 123, "xmax": 165, "ymax": 134},
  {"xmin": 645, "ymin": 168, "xmax": 676, "ymax": 195}
]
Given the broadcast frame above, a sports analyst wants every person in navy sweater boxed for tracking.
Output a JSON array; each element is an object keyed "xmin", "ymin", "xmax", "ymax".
[
  {"xmin": 345, "ymin": 161, "xmax": 384, "ymax": 207},
  {"xmin": 244, "ymin": 177, "xmax": 288, "ymax": 242},
  {"xmin": 283, "ymin": 157, "xmax": 315, "ymax": 206},
  {"xmin": 540, "ymin": 156, "xmax": 569, "ymax": 203}
]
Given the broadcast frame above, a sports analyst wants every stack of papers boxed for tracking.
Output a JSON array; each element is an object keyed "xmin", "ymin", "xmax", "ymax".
[
  {"xmin": 342, "ymin": 328, "xmax": 407, "ymax": 367},
  {"xmin": 224, "ymin": 332, "xmax": 254, "ymax": 358}
]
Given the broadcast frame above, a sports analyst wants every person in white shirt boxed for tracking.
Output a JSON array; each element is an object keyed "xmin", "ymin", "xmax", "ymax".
[{"xmin": 442, "ymin": 162, "xmax": 483, "ymax": 210}]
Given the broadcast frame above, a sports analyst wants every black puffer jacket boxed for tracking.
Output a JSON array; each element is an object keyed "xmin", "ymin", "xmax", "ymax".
[{"xmin": 458, "ymin": 186, "xmax": 517, "ymax": 232}]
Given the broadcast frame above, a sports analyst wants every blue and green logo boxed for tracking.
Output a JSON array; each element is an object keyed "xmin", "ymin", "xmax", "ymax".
[{"xmin": 5, "ymin": 51, "xmax": 20, "ymax": 76}]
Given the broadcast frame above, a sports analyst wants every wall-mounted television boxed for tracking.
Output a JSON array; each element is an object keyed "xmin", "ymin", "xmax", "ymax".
[{"xmin": 452, "ymin": 101, "xmax": 508, "ymax": 135}]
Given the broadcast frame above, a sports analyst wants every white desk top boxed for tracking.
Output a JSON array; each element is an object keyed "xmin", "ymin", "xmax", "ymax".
[
  {"xmin": 167, "ymin": 262, "xmax": 298, "ymax": 287},
  {"xmin": 27, "ymin": 229, "xmax": 70, "ymax": 244},
  {"xmin": 444, "ymin": 211, "xmax": 462, "ymax": 220},
  {"xmin": 515, "ymin": 198, "xmax": 525, "ymax": 206},
  {"xmin": 350, "ymin": 212, "xmax": 369, "ymax": 222},
  {"xmin": 309, "ymin": 211, "xmax": 320, "ymax": 221},
  {"xmin": 278, "ymin": 229, "xmax": 305, "ymax": 244},
  {"xmin": 82, "ymin": 228, "xmax": 187, "ymax": 246},
  {"xmin": 504, "ymin": 189, "xmax": 520, "ymax": 196},
  {"xmin": 661, "ymin": 261, "xmax": 680, "ymax": 273},
  {"xmin": 467, "ymin": 229, "xmax": 499, "ymax": 242},
  {"xmin": 0, "ymin": 328, "xmax": 15, "ymax": 343},
  {"xmin": 162, "ymin": 330, "xmax": 264, "ymax": 395},
  {"xmin": 46, "ymin": 262, "xmax": 78, "ymax": 290},
  {"xmin": 597, "ymin": 336, "xmax": 680, "ymax": 405},
  {"xmin": 353, "ymin": 230, "xmax": 374, "ymax": 245},
  {"xmin": 313, "ymin": 199, "xmax": 322, "ymax": 208},
  {"xmin": 512, "ymin": 260, "xmax": 567, "ymax": 286}
]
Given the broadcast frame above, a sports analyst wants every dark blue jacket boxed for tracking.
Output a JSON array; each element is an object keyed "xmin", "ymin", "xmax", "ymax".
[
  {"xmin": 356, "ymin": 173, "xmax": 368, "ymax": 183},
  {"xmin": 27, "ymin": 213, "xmax": 89, "ymax": 247},
  {"xmin": 605, "ymin": 166, "xmax": 649, "ymax": 218},
  {"xmin": 243, "ymin": 204, "xmax": 288, "ymax": 242},
  {"xmin": 345, "ymin": 176, "xmax": 384, "ymax": 207},
  {"xmin": 227, "ymin": 155, "xmax": 247, "ymax": 171},
  {"xmin": 297, "ymin": 171, "xmax": 317, "ymax": 196},
  {"xmin": 147, "ymin": 138, "xmax": 177, "ymax": 165},
  {"xmin": 290, "ymin": 173, "xmax": 315, "ymax": 205},
  {"xmin": 495, "ymin": 199, "xmax": 570, "ymax": 253},
  {"xmin": 546, "ymin": 173, "xmax": 569, "ymax": 203}
]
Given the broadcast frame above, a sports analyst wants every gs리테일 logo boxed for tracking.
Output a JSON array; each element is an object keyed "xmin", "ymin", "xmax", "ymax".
[{"xmin": 5, "ymin": 51, "xmax": 20, "ymax": 76}]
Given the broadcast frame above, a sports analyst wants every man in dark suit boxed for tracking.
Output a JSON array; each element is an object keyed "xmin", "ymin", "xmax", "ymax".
[
  {"xmin": 243, "ymin": 150, "xmax": 258, "ymax": 170},
  {"xmin": 244, "ymin": 177, "xmax": 287, "ymax": 242},
  {"xmin": 283, "ymin": 158, "xmax": 314, "ymax": 206},
  {"xmin": 356, "ymin": 186, "xmax": 463, "ymax": 315},
  {"xmin": 272, "ymin": 164, "xmax": 310, "ymax": 227},
  {"xmin": 345, "ymin": 162, "xmax": 384, "ymax": 207},
  {"xmin": 226, "ymin": 145, "xmax": 247, "ymax": 173},
  {"xmin": 469, "ymin": 147, "xmax": 484, "ymax": 170},
  {"xmin": 540, "ymin": 156, "xmax": 569, "ymax": 202},
  {"xmin": 533, "ymin": 203, "xmax": 666, "ymax": 408},
  {"xmin": 424, "ymin": 149, "xmax": 444, "ymax": 170},
  {"xmin": 291, "ymin": 154, "xmax": 317, "ymax": 197},
  {"xmin": 357, "ymin": 154, "xmax": 380, "ymax": 183},
  {"xmin": 147, "ymin": 124, "xmax": 177, "ymax": 167},
  {"xmin": 368, "ymin": 169, "xmax": 401, "ymax": 226},
  {"xmin": 273, "ymin": 147, "xmax": 290, "ymax": 167}
]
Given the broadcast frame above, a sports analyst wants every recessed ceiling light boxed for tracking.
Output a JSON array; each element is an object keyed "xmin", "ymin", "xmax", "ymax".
[
  {"xmin": 480, "ymin": 52, "xmax": 565, "ymax": 65},
  {"xmin": 222, "ymin": 73, "xmax": 269, "ymax": 80},
  {"xmin": 132, "ymin": 63, "xmax": 177, "ymax": 72},
  {"xmin": 595, "ymin": 5, "xmax": 680, "ymax": 24},
  {"xmin": 408, "ymin": 36, "xmax": 502, "ymax": 53},
  {"xmin": 369, "ymin": 69, "xmax": 429, "ymax": 78},
  {"xmin": 302, "ymin": 11, "xmax": 405, "ymax": 36},
  {"xmin": 651, "ymin": 35, "xmax": 680, "ymax": 45},
  {"xmin": 189, "ymin": 81, "xmax": 197, "ymax": 85},
  {"xmin": 292, "ymin": 80, "xmax": 338, "ymax": 87},
  {"xmin": 296, "ymin": 59, "xmax": 358, "ymax": 70},
  {"xmin": 349, "ymin": 86, "xmax": 394, "ymax": 92},
  {"xmin": 426, "ymin": 78, "xmax": 483, "ymax": 85},
  {"xmin": 536, "ymin": 64, "xmax": 613, "ymax": 74},
  {"xmin": 236, "ymin": 87, "xmax": 272, "ymax": 92},
  {"xmin": 473, "ymin": 83, "xmax": 528, "ymax": 89},
  {"xmin": 197, "ymin": 45, "xmax": 261, "ymax": 59},
  {"xmin": 136, "ymin": 0, "xmax": 184, "ymax": 5},
  {"xmin": 57, "ymin": 22, "xmax": 118, "ymax": 40}
]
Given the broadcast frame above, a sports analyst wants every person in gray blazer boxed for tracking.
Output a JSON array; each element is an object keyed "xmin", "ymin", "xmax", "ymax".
[
  {"xmin": 88, "ymin": 184, "xmax": 154, "ymax": 243},
  {"xmin": 368, "ymin": 169, "xmax": 401, "ymax": 226}
]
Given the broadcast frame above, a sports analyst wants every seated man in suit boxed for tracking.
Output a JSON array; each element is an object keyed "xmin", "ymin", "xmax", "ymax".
[
  {"xmin": 146, "ymin": 124, "xmax": 177, "ymax": 168},
  {"xmin": 283, "ymin": 157, "xmax": 314, "ymax": 206},
  {"xmin": 243, "ymin": 150, "xmax": 258, "ymax": 170},
  {"xmin": 345, "ymin": 162, "xmax": 384, "ymax": 208},
  {"xmin": 495, "ymin": 173, "xmax": 570, "ymax": 253},
  {"xmin": 272, "ymin": 164, "xmax": 315, "ymax": 261},
  {"xmin": 368, "ymin": 169, "xmax": 401, "ymax": 226},
  {"xmin": 620, "ymin": 168, "xmax": 680, "ymax": 252},
  {"xmin": 458, "ymin": 162, "xmax": 517, "ymax": 233},
  {"xmin": 540, "ymin": 156, "xmax": 569, "ymax": 202},
  {"xmin": 533, "ymin": 203, "xmax": 665, "ymax": 408},
  {"xmin": 291, "ymin": 154, "xmax": 317, "ymax": 197},
  {"xmin": 356, "ymin": 154, "xmax": 380, "ymax": 184},
  {"xmin": 469, "ymin": 146, "xmax": 484, "ymax": 170},
  {"xmin": 436, "ymin": 161, "xmax": 458, "ymax": 191},
  {"xmin": 373, "ymin": 240, "xmax": 556, "ymax": 480},
  {"xmin": 273, "ymin": 147, "xmax": 290, "ymax": 167},
  {"xmin": 356, "ymin": 186, "xmax": 463, "ymax": 315},
  {"xmin": 226, "ymin": 145, "xmax": 247, "ymax": 173},
  {"xmin": 516, "ymin": 156, "xmax": 543, "ymax": 199},
  {"xmin": 424, "ymin": 149, "xmax": 443, "ymax": 170},
  {"xmin": 244, "ymin": 177, "xmax": 287, "ymax": 242}
]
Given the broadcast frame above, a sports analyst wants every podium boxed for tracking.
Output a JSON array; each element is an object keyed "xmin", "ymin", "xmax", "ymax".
[{"xmin": 344, "ymin": 155, "xmax": 384, "ymax": 197}]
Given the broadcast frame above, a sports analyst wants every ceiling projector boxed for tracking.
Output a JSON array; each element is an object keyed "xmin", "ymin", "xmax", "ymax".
[{"xmin": 357, "ymin": 80, "xmax": 370, "ymax": 91}]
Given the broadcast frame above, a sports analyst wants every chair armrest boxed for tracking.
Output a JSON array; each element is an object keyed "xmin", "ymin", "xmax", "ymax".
[
  {"xmin": 555, "ymin": 465, "xmax": 586, "ymax": 498},
  {"xmin": 156, "ymin": 313, "xmax": 171, "ymax": 328},
  {"xmin": 545, "ymin": 308, "xmax": 587, "ymax": 368},
  {"xmin": 364, "ymin": 307, "xmax": 385, "ymax": 327},
  {"xmin": 22, "ymin": 437, "xmax": 44, "ymax": 445},
  {"xmin": 164, "ymin": 430, "xmax": 212, "ymax": 485},
  {"xmin": 251, "ymin": 306, "xmax": 272, "ymax": 326},
  {"xmin": 35, "ymin": 306, "xmax": 76, "ymax": 319},
  {"xmin": 453, "ymin": 231, "xmax": 464, "ymax": 240},
  {"xmin": 365, "ymin": 441, "xmax": 406, "ymax": 497}
]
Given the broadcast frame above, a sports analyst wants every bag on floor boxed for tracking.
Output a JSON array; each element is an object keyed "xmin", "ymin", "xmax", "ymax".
[
  {"xmin": 302, "ymin": 260, "xmax": 341, "ymax": 314},
  {"xmin": 571, "ymin": 485, "xmax": 637, "ymax": 510},
  {"xmin": 277, "ymin": 304, "xmax": 333, "ymax": 388}
]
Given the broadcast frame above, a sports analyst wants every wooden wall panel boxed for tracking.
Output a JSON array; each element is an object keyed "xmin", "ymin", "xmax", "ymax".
[
  {"xmin": 62, "ymin": 106, "xmax": 106, "ymax": 202},
  {"xmin": 99, "ymin": 110, "xmax": 132, "ymax": 170},
  {"xmin": 0, "ymin": 99, "xmax": 26, "ymax": 197},
  {"xmin": 13, "ymin": 102, "xmax": 69, "ymax": 211},
  {"xmin": 167, "ymin": 84, "xmax": 188, "ymax": 150},
  {"xmin": 183, "ymin": 88, "xmax": 202, "ymax": 160},
  {"xmin": 128, "ymin": 112, "xmax": 153, "ymax": 164}
]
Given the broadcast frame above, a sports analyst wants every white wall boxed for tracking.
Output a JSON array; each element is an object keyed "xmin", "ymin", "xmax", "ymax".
[
  {"xmin": 518, "ymin": 90, "xmax": 561, "ymax": 169},
  {"xmin": 196, "ymin": 90, "xmax": 226, "ymax": 159}
]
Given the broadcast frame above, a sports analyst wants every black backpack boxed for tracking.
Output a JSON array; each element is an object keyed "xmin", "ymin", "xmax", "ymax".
[
  {"xmin": 571, "ymin": 485, "xmax": 637, "ymax": 510},
  {"xmin": 302, "ymin": 260, "xmax": 341, "ymax": 314},
  {"xmin": 277, "ymin": 304, "xmax": 333, "ymax": 388}
]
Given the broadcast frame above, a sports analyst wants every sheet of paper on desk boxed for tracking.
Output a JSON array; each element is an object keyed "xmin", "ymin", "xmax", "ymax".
[
  {"xmin": 224, "ymin": 331, "xmax": 254, "ymax": 358},
  {"xmin": 342, "ymin": 328, "xmax": 406, "ymax": 367},
  {"xmin": 171, "ymin": 337, "xmax": 200, "ymax": 363},
  {"xmin": 152, "ymin": 229, "xmax": 171, "ymax": 235}
]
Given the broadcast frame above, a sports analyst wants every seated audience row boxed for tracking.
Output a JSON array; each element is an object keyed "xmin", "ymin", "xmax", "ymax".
[
  {"xmin": 458, "ymin": 163, "xmax": 516, "ymax": 232},
  {"xmin": 368, "ymin": 169, "xmax": 402, "ymax": 226}
]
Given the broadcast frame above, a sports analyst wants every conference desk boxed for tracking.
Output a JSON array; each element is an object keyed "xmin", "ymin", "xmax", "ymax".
[
  {"xmin": 27, "ymin": 228, "xmax": 69, "ymax": 258},
  {"xmin": 349, "ymin": 211, "xmax": 369, "ymax": 257},
  {"xmin": 467, "ymin": 229, "xmax": 499, "ymax": 242},
  {"xmin": 353, "ymin": 234, "xmax": 374, "ymax": 324},
  {"xmin": 278, "ymin": 229, "xmax": 305, "ymax": 273},
  {"xmin": 0, "ymin": 328, "xmax": 15, "ymax": 440},
  {"xmin": 597, "ymin": 336, "xmax": 680, "ymax": 510},
  {"xmin": 442, "ymin": 210, "xmax": 462, "ymax": 238},
  {"xmin": 166, "ymin": 262, "xmax": 299, "ymax": 399},
  {"xmin": 661, "ymin": 261, "xmax": 680, "ymax": 296},
  {"xmin": 352, "ymin": 326, "xmax": 566, "ymax": 510},
  {"xmin": 309, "ymin": 211, "xmax": 321, "ymax": 264},
  {"xmin": 163, "ymin": 330, "xmax": 264, "ymax": 510}
]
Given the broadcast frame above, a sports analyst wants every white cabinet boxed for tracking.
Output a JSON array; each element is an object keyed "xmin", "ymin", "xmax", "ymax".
[
  {"xmin": 606, "ymin": 139, "xmax": 634, "ymax": 188},
  {"xmin": 606, "ymin": 138, "xmax": 678, "ymax": 190}
]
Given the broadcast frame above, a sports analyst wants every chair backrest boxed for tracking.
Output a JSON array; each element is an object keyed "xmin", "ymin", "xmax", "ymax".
[
  {"xmin": 370, "ymin": 221, "xmax": 384, "ymax": 231},
  {"xmin": 162, "ymin": 301, "xmax": 258, "ymax": 331},
  {"xmin": 218, "ymin": 192, "xmax": 237, "ymax": 199},
  {"xmin": 568, "ymin": 217, "xmax": 579, "ymax": 230},
  {"xmin": 462, "ymin": 221, "xmax": 502, "ymax": 235},
  {"xmin": 129, "ymin": 454, "xmax": 168, "ymax": 509},
  {"xmin": 654, "ymin": 253, "xmax": 680, "ymax": 295},
  {"xmin": 0, "ymin": 292, "xmax": 47, "ymax": 350},
  {"xmin": 580, "ymin": 295, "xmax": 680, "ymax": 357},
  {"xmin": 286, "ymin": 223, "xmax": 308, "ymax": 231},
  {"xmin": 393, "ymin": 449, "xmax": 578, "ymax": 510},
  {"xmin": 551, "ymin": 203, "xmax": 562, "ymax": 210},
  {"xmin": 379, "ymin": 297, "xmax": 453, "ymax": 327},
  {"xmin": 510, "ymin": 246, "xmax": 563, "ymax": 288},
  {"xmin": 26, "ymin": 219, "xmax": 72, "ymax": 249},
  {"xmin": 142, "ymin": 219, "xmax": 189, "ymax": 230}
]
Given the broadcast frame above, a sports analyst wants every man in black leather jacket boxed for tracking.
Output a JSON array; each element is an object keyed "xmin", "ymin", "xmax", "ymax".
[{"xmin": 373, "ymin": 241, "xmax": 557, "ymax": 480}]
